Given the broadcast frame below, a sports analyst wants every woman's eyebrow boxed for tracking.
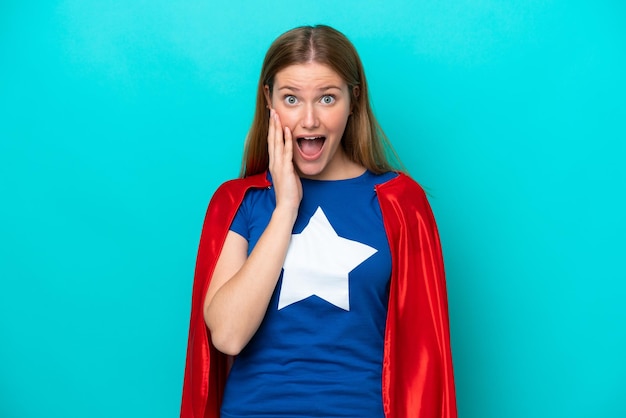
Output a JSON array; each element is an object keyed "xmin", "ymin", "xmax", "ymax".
[
  {"xmin": 319, "ymin": 85, "xmax": 342, "ymax": 91},
  {"xmin": 277, "ymin": 86, "xmax": 299, "ymax": 91}
]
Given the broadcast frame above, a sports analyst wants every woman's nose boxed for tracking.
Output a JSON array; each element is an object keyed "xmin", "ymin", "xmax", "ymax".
[{"xmin": 300, "ymin": 105, "xmax": 319, "ymax": 129}]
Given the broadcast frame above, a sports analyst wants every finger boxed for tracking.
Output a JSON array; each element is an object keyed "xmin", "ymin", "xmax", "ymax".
[
  {"xmin": 273, "ymin": 111, "xmax": 284, "ymax": 157},
  {"xmin": 283, "ymin": 126, "xmax": 293, "ymax": 162},
  {"xmin": 267, "ymin": 109, "xmax": 275, "ymax": 160}
]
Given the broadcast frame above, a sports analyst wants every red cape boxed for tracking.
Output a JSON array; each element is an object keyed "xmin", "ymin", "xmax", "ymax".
[{"xmin": 181, "ymin": 172, "xmax": 457, "ymax": 417}]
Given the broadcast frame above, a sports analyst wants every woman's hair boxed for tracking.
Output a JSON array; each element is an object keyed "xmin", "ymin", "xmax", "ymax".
[{"xmin": 241, "ymin": 24, "xmax": 403, "ymax": 177}]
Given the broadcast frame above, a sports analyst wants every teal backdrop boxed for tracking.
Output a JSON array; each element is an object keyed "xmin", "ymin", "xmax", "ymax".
[{"xmin": 1, "ymin": 1, "xmax": 625, "ymax": 417}]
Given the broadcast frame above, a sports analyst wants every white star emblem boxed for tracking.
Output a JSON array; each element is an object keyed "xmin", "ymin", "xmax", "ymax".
[{"xmin": 278, "ymin": 207, "xmax": 378, "ymax": 311}]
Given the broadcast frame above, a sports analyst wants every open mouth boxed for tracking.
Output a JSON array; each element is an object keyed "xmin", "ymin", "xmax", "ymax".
[{"xmin": 297, "ymin": 136, "xmax": 326, "ymax": 157}]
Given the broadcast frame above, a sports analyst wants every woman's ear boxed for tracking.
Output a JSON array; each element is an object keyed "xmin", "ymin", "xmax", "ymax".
[
  {"xmin": 264, "ymin": 85, "xmax": 272, "ymax": 109},
  {"xmin": 351, "ymin": 85, "xmax": 360, "ymax": 113}
]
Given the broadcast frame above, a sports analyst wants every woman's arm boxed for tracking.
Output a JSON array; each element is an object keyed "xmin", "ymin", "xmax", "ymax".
[{"xmin": 203, "ymin": 110, "xmax": 302, "ymax": 355}]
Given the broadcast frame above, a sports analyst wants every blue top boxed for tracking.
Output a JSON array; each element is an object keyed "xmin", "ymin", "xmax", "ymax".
[{"xmin": 221, "ymin": 170, "xmax": 397, "ymax": 417}]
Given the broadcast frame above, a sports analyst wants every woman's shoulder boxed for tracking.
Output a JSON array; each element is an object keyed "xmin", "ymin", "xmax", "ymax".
[
  {"xmin": 377, "ymin": 171, "xmax": 425, "ymax": 195},
  {"xmin": 377, "ymin": 171, "xmax": 434, "ymax": 210},
  {"xmin": 208, "ymin": 172, "xmax": 270, "ymax": 207},
  {"xmin": 214, "ymin": 172, "xmax": 270, "ymax": 195},
  {"xmin": 376, "ymin": 173, "xmax": 437, "ymax": 225}
]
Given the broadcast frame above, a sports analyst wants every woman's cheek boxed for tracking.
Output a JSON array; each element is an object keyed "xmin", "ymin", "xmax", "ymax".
[{"xmin": 276, "ymin": 109, "xmax": 295, "ymax": 130}]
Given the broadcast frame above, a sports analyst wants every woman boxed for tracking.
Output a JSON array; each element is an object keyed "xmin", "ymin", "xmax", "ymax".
[{"xmin": 181, "ymin": 25, "xmax": 456, "ymax": 418}]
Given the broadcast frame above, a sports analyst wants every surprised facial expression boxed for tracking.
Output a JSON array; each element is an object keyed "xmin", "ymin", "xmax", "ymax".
[{"xmin": 267, "ymin": 62, "xmax": 354, "ymax": 180}]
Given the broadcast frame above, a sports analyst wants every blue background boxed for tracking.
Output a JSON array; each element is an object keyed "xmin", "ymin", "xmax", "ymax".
[{"xmin": 1, "ymin": 1, "xmax": 624, "ymax": 417}]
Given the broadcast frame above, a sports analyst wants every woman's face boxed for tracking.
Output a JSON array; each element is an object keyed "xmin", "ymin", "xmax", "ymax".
[{"xmin": 267, "ymin": 62, "xmax": 356, "ymax": 180}]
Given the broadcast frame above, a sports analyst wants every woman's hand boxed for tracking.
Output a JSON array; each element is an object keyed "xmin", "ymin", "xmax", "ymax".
[
  {"xmin": 267, "ymin": 109, "xmax": 302, "ymax": 213},
  {"xmin": 203, "ymin": 109, "xmax": 302, "ymax": 355}
]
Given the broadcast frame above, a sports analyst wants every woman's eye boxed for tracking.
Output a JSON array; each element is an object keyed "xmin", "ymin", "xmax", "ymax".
[
  {"xmin": 285, "ymin": 95, "xmax": 298, "ymax": 105},
  {"xmin": 321, "ymin": 95, "xmax": 335, "ymax": 104}
]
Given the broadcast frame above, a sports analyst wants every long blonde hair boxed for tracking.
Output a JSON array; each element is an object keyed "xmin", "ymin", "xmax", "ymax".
[{"xmin": 241, "ymin": 25, "xmax": 403, "ymax": 177}]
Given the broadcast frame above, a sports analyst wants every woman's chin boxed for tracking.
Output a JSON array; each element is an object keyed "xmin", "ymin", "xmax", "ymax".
[{"xmin": 294, "ymin": 159, "xmax": 330, "ymax": 180}]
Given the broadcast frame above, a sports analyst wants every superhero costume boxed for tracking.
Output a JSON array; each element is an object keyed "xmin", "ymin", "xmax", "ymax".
[{"xmin": 181, "ymin": 171, "xmax": 457, "ymax": 418}]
